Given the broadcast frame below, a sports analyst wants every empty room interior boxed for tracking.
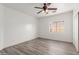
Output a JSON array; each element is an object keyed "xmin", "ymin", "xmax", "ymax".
[{"xmin": 0, "ymin": 3, "xmax": 79, "ymax": 55}]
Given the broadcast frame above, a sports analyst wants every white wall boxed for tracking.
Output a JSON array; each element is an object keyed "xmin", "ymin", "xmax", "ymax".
[
  {"xmin": 73, "ymin": 8, "xmax": 79, "ymax": 52},
  {"xmin": 0, "ymin": 4, "xmax": 4, "ymax": 50},
  {"xmin": 3, "ymin": 7, "xmax": 38, "ymax": 48},
  {"xmin": 38, "ymin": 11, "xmax": 73, "ymax": 42}
]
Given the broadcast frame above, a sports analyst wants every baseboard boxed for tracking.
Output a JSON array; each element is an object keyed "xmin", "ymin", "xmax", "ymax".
[
  {"xmin": 72, "ymin": 41, "xmax": 79, "ymax": 52},
  {"xmin": 2, "ymin": 37, "xmax": 38, "ymax": 50},
  {"xmin": 37, "ymin": 37, "xmax": 72, "ymax": 44}
]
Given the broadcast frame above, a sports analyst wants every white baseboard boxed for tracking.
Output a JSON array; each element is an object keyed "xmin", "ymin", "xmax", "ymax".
[
  {"xmin": 38, "ymin": 37, "xmax": 72, "ymax": 43},
  {"xmin": 2, "ymin": 37, "xmax": 38, "ymax": 50}
]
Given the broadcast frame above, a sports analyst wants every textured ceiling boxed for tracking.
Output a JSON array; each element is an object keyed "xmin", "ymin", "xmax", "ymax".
[{"xmin": 3, "ymin": 3, "xmax": 79, "ymax": 18}]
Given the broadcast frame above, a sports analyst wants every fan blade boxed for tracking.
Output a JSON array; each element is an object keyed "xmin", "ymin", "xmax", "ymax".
[
  {"xmin": 48, "ymin": 8, "xmax": 57, "ymax": 10},
  {"xmin": 37, "ymin": 10, "xmax": 43, "ymax": 14},
  {"xmin": 34, "ymin": 7, "xmax": 43, "ymax": 9},
  {"xmin": 47, "ymin": 3, "xmax": 51, "ymax": 6}
]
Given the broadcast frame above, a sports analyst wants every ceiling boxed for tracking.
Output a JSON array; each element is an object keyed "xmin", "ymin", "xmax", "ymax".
[{"xmin": 3, "ymin": 3, "xmax": 79, "ymax": 18}]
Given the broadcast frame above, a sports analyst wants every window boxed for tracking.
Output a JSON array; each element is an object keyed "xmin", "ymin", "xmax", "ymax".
[{"xmin": 49, "ymin": 21, "xmax": 64, "ymax": 32}]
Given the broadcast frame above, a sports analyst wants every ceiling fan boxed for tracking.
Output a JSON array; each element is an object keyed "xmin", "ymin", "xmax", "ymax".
[{"xmin": 34, "ymin": 3, "xmax": 57, "ymax": 14}]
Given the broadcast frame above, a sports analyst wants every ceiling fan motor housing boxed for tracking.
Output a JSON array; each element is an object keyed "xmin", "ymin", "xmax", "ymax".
[{"xmin": 43, "ymin": 5, "xmax": 47, "ymax": 11}]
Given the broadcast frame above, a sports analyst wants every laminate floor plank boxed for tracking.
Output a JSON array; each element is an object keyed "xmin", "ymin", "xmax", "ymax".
[{"xmin": 0, "ymin": 38, "xmax": 78, "ymax": 55}]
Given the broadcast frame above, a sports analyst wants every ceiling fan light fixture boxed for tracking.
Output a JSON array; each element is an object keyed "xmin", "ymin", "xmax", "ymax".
[{"xmin": 34, "ymin": 3, "xmax": 57, "ymax": 14}]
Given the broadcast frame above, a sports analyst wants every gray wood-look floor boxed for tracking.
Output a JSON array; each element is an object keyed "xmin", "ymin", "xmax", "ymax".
[{"xmin": 0, "ymin": 38, "xmax": 78, "ymax": 55}]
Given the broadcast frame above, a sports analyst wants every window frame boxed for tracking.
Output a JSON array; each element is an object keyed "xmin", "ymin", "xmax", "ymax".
[{"xmin": 49, "ymin": 21, "xmax": 64, "ymax": 32}]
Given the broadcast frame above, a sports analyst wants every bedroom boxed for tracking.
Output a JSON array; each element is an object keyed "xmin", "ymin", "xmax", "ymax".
[{"xmin": 0, "ymin": 3, "xmax": 79, "ymax": 55}]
